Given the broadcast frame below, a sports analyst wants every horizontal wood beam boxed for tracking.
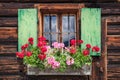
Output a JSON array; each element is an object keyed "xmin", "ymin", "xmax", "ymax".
[{"xmin": 0, "ymin": 0, "xmax": 119, "ymax": 3}]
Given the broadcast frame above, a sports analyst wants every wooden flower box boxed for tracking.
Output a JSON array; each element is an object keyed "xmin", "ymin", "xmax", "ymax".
[{"xmin": 27, "ymin": 64, "xmax": 91, "ymax": 75}]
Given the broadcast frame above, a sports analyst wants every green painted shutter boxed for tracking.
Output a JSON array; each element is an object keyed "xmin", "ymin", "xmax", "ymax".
[
  {"xmin": 18, "ymin": 9, "xmax": 37, "ymax": 51},
  {"xmin": 81, "ymin": 8, "xmax": 101, "ymax": 56}
]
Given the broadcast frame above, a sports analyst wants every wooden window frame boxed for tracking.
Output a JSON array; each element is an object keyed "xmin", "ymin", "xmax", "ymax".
[{"xmin": 35, "ymin": 4, "xmax": 85, "ymax": 41}]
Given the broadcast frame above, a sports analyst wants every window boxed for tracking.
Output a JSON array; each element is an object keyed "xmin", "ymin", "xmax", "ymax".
[
  {"xmin": 36, "ymin": 4, "xmax": 81, "ymax": 47},
  {"xmin": 41, "ymin": 10, "xmax": 78, "ymax": 46}
]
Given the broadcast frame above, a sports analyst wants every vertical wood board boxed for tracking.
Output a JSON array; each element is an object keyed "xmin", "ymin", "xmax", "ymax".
[
  {"xmin": 81, "ymin": 8, "xmax": 101, "ymax": 56},
  {"xmin": 18, "ymin": 9, "xmax": 37, "ymax": 51}
]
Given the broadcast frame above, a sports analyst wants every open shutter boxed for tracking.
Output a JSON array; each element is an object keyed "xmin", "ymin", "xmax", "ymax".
[
  {"xmin": 18, "ymin": 9, "xmax": 38, "ymax": 51},
  {"xmin": 81, "ymin": 8, "xmax": 101, "ymax": 56}
]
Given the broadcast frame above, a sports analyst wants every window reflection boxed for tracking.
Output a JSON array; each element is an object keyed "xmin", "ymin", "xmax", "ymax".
[
  {"xmin": 69, "ymin": 16, "xmax": 75, "ymax": 32},
  {"xmin": 43, "ymin": 14, "xmax": 76, "ymax": 46},
  {"xmin": 44, "ymin": 15, "xmax": 50, "ymax": 32},
  {"xmin": 62, "ymin": 16, "xmax": 68, "ymax": 32},
  {"xmin": 62, "ymin": 34, "xmax": 69, "ymax": 46},
  {"xmin": 51, "ymin": 16, "xmax": 57, "ymax": 32}
]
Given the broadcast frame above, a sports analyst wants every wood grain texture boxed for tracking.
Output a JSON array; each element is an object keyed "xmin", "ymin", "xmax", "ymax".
[
  {"xmin": 18, "ymin": 9, "xmax": 38, "ymax": 51},
  {"xmin": 0, "ymin": 9, "xmax": 18, "ymax": 17},
  {"xmin": 27, "ymin": 65, "xmax": 91, "ymax": 75},
  {"xmin": 0, "ymin": 17, "xmax": 17, "ymax": 27},
  {"xmin": 0, "ymin": 2, "xmax": 119, "ymax": 80},
  {"xmin": 0, "ymin": 0, "xmax": 118, "ymax": 3},
  {"xmin": 81, "ymin": 8, "xmax": 101, "ymax": 56}
]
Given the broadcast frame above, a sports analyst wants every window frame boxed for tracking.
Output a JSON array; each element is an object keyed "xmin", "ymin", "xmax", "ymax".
[{"xmin": 35, "ymin": 4, "xmax": 85, "ymax": 42}]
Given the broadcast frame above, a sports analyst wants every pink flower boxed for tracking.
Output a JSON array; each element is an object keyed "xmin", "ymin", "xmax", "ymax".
[
  {"xmin": 45, "ymin": 46, "xmax": 51, "ymax": 51},
  {"xmin": 52, "ymin": 61, "xmax": 60, "ymax": 69},
  {"xmin": 65, "ymin": 47, "xmax": 70, "ymax": 52},
  {"xmin": 66, "ymin": 58, "xmax": 74, "ymax": 65},
  {"xmin": 58, "ymin": 43, "xmax": 65, "ymax": 48},
  {"xmin": 47, "ymin": 57, "xmax": 55, "ymax": 65},
  {"xmin": 52, "ymin": 42, "xmax": 59, "ymax": 48}
]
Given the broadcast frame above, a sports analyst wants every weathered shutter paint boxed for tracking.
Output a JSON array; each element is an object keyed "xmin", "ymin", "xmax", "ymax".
[
  {"xmin": 18, "ymin": 9, "xmax": 37, "ymax": 51},
  {"xmin": 81, "ymin": 8, "xmax": 101, "ymax": 56}
]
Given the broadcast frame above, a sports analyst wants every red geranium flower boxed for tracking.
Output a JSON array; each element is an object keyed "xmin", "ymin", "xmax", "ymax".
[
  {"xmin": 21, "ymin": 45, "xmax": 25, "ymax": 50},
  {"xmin": 83, "ymin": 50, "xmax": 89, "ymax": 56},
  {"xmin": 37, "ymin": 41, "xmax": 46, "ymax": 48},
  {"xmin": 16, "ymin": 52, "xmax": 24, "ymax": 58},
  {"xmin": 41, "ymin": 47, "xmax": 47, "ymax": 53},
  {"xmin": 70, "ymin": 39, "xmax": 76, "ymax": 46},
  {"xmin": 92, "ymin": 46, "xmax": 100, "ymax": 52},
  {"xmin": 70, "ymin": 48, "xmax": 76, "ymax": 54},
  {"xmin": 21, "ymin": 44, "xmax": 28, "ymax": 50},
  {"xmin": 86, "ymin": 44, "xmax": 91, "ymax": 49},
  {"xmin": 38, "ymin": 36, "xmax": 46, "ymax": 41},
  {"xmin": 26, "ymin": 51, "xmax": 32, "ymax": 57},
  {"xmin": 25, "ymin": 44, "xmax": 28, "ymax": 48},
  {"xmin": 38, "ymin": 54, "xmax": 46, "ymax": 60},
  {"xmin": 28, "ymin": 37, "xmax": 34, "ymax": 45},
  {"xmin": 77, "ymin": 40, "xmax": 83, "ymax": 44}
]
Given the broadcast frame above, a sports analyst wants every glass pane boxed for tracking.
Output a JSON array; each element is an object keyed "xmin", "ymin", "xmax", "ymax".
[
  {"xmin": 44, "ymin": 33, "xmax": 50, "ymax": 43},
  {"xmin": 69, "ymin": 15, "xmax": 75, "ymax": 32},
  {"xmin": 69, "ymin": 33, "xmax": 75, "ymax": 41},
  {"xmin": 51, "ymin": 34, "xmax": 57, "ymax": 43},
  {"xmin": 44, "ymin": 15, "xmax": 50, "ymax": 32},
  {"xmin": 51, "ymin": 15, "xmax": 57, "ymax": 32},
  {"xmin": 62, "ymin": 34, "xmax": 69, "ymax": 47},
  {"xmin": 62, "ymin": 15, "xmax": 68, "ymax": 32}
]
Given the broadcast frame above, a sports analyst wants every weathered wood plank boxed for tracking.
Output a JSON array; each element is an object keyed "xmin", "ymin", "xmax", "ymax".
[
  {"xmin": 27, "ymin": 65, "xmax": 91, "ymax": 75},
  {"xmin": 107, "ymin": 42, "xmax": 120, "ymax": 49},
  {"xmin": 0, "ymin": 9, "xmax": 18, "ymax": 17},
  {"xmin": 107, "ymin": 49, "xmax": 120, "ymax": 56},
  {"xmin": 107, "ymin": 35, "xmax": 120, "ymax": 43},
  {"xmin": 107, "ymin": 72, "xmax": 120, "ymax": 78},
  {"xmin": 18, "ymin": 9, "xmax": 38, "ymax": 51},
  {"xmin": 0, "ymin": 27, "xmax": 17, "ymax": 40},
  {"xmin": 0, "ymin": 17, "xmax": 17, "ymax": 27},
  {"xmin": 108, "ymin": 78, "xmax": 120, "ymax": 80},
  {"xmin": 102, "ymin": 8, "xmax": 120, "ymax": 15},
  {"xmin": 108, "ymin": 65, "xmax": 120, "ymax": 73},
  {"xmin": 85, "ymin": 3, "xmax": 120, "ymax": 8},
  {"xmin": 107, "ymin": 56, "xmax": 120, "ymax": 64},
  {"xmin": 100, "ymin": 19, "xmax": 107, "ymax": 80},
  {"xmin": 0, "ymin": 0, "xmax": 119, "ymax": 3},
  {"xmin": 0, "ymin": 75, "xmax": 22, "ymax": 80},
  {"xmin": 0, "ymin": 70, "xmax": 20, "ymax": 75},
  {"xmin": 0, "ymin": 0, "xmax": 95, "ymax": 3},
  {"xmin": 102, "ymin": 16, "xmax": 120, "ymax": 23},
  {"xmin": 0, "ymin": 45, "xmax": 17, "ymax": 52},
  {"xmin": 81, "ymin": 8, "xmax": 101, "ymax": 56},
  {"xmin": 107, "ymin": 25, "xmax": 120, "ymax": 35},
  {"xmin": 0, "ymin": 3, "xmax": 34, "ymax": 9},
  {"xmin": 0, "ymin": 65, "xmax": 21, "ymax": 70},
  {"xmin": 27, "ymin": 76, "xmax": 89, "ymax": 80}
]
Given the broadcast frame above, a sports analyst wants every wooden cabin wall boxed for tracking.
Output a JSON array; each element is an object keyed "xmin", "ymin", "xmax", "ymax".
[{"xmin": 0, "ymin": 2, "xmax": 120, "ymax": 80}]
